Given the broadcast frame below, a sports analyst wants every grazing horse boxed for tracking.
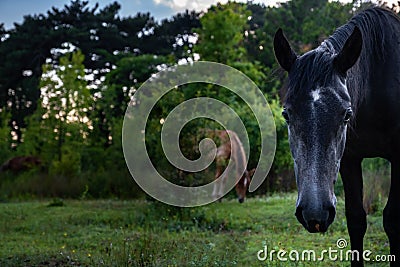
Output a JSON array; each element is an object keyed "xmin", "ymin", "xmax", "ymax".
[
  {"xmin": 0, "ymin": 156, "xmax": 42, "ymax": 173},
  {"xmin": 209, "ymin": 130, "xmax": 255, "ymax": 203},
  {"xmin": 274, "ymin": 7, "xmax": 400, "ymax": 266}
]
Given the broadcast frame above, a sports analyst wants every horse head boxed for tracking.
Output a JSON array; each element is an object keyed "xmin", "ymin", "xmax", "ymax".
[
  {"xmin": 235, "ymin": 168, "xmax": 255, "ymax": 203},
  {"xmin": 273, "ymin": 27, "xmax": 362, "ymax": 232}
]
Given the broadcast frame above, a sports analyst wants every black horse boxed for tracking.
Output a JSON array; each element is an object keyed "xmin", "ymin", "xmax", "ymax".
[{"xmin": 274, "ymin": 6, "xmax": 400, "ymax": 266}]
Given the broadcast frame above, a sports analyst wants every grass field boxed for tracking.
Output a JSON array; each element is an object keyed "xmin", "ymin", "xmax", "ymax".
[{"xmin": 0, "ymin": 194, "xmax": 392, "ymax": 266}]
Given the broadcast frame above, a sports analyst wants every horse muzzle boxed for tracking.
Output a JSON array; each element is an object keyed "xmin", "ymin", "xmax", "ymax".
[{"xmin": 295, "ymin": 204, "xmax": 336, "ymax": 233}]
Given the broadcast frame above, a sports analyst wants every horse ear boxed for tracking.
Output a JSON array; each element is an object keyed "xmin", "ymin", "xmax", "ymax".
[
  {"xmin": 274, "ymin": 28, "xmax": 297, "ymax": 72},
  {"xmin": 334, "ymin": 26, "xmax": 362, "ymax": 75}
]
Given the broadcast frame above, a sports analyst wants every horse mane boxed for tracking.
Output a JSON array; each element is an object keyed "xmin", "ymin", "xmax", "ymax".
[
  {"xmin": 331, "ymin": 6, "xmax": 400, "ymax": 113},
  {"xmin": 225, "ymin": 130, "xmax": 247, "ymax": 182},
  {"xmin": 283, "ymin": 6, "xmax": 400, "ymax": 114}
]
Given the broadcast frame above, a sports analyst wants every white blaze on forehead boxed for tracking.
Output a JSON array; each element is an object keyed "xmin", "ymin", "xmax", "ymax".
[{"xmin": 311, "ymin": 88, "xmax": 321, "ymax": 102}]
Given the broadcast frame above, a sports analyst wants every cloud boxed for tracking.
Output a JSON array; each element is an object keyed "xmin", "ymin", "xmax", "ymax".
[
  {"xmin": 153, "ymin": 0, "xmax": 229, "ymax": 13},
  {"xmin": 152, "ymin": 0, "xmax": 289, "ymax": 13}
]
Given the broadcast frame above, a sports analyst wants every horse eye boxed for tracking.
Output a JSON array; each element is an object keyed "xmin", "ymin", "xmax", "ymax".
[
  {"xmin": 282, "ymin": 108, "xmax": 290, "ymax": 124},
  {"xmin": 344, "ymin": 108, "xmax": 353, "ymax": 123}
]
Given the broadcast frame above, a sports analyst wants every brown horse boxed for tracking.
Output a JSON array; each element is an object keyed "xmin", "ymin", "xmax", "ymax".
[
  {"xmin": 0, "ymin": 156, "xmax": 42, "ymax": 173},
  {"xmin": 208, "ymin": 130, "xmax": 255, "ymax": 203}
]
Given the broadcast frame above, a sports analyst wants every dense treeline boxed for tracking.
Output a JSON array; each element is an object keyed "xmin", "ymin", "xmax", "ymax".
[{"xmin": 0, "ymin": 0, "xmax": 396, "ymax": 199}]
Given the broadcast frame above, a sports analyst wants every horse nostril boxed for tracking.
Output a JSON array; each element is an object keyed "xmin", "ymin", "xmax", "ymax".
[
  {"xmin": 238, "ymin": 198, "xmax": 244, "ymax": 203},
  {"xmin": 307, "ymin": 219, "xmax": 325, "ymax": 232}
]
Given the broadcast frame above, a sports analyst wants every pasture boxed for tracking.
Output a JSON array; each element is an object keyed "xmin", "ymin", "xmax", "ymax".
[{"xmin": 0, "ymin": 194, "xmax": 390, "ymax": 266}]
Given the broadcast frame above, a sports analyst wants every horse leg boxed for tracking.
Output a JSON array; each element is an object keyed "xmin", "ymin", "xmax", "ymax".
[
  {"xmin": 340, "ymin": 157, "xmax": 367, "ymax": 266},
  {"xmin": 383, "ymin": 160, "xmax": 400, "ymax": 265},
  {"xmin": 218, "ymin": 171, "xmax": 227, "ymax": 202},
  {"xmin": 212, "ymin": 165, "xmax": 223, "ymax": 201},
  {"xmin": 212, "ymin": 181, "xmax": 219, "ymax": 201}
]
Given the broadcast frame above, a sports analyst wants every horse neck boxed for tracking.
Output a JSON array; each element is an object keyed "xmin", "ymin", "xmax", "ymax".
[{"xmin": 328, "ymin": 8, "xmax": 400, "ymax": 112}]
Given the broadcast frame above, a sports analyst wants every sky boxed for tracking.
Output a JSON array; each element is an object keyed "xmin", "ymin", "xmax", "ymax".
[
  {"xmin": 0, "ymin": 0, "xmax": 277, "ymax": 30},
  {"xmin": 1, "ymin": 0, "xmax": 398, "ymax": 30}
]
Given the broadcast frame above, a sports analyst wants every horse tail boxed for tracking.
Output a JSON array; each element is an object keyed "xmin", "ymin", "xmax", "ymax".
[{"xmin": 226, "ymin": 130, "xmax": 247, "ymax": 183}]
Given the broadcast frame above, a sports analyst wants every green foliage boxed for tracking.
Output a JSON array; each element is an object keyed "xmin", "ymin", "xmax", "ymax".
[
  {"xmin": 96, "ymin": 54, "xmax": 169, "ymax": 142},
  {"xmin": 49, "ymin": 146, "xmax": 81, "ymax": 177},
  {"xmin": 18, "ymin": 106, "xmax": 49, "ymax": 157},
  {"xmin": 194, "ymin": 2, "xmax": 250, "ymax": 64},
  {"xmin": 269, "ymin": 97, "xmax": 292, "ymax": 174},
  {"xmin": 40, "ymin": 49, "xmax": 92, "ymax": 150},
  {"xmin": 21, "ymin": 50, "xmax": 92, "ymax": 169},
  {"xmin": 0, "ymin": 111, "xmax": 13, "ymax": 162},
  {"xmin": 0, "ymin": 0, "xmax": 200, "ymax": 140}
]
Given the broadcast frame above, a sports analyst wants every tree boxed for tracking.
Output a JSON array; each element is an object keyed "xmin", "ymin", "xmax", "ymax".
[
  {"xmin": 0, "ymin": 1, "xmax": 201, "ymax": 142},
  {"xmin": 194, "ymin": 2, "xmax": 250, "ymax": 64},
  {"xmin": 141, "ymin": 10, "xmax": 201, "ymax": 58},
  {"xmin": 0, "ymin": 111, "xmax": 13, "ymax": 162},
  {"xmin": 93, "ymin": 54, "xmax": 169, "ymax": 147},
  {"xmin": 23, "ymin": 50, "xmax": 92, "ymax": 164}
]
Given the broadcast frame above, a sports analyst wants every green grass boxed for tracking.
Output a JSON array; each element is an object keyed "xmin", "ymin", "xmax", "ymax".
[{"xmin": 0, "ymin": 194, "xmax": 391, "ymax": 266}]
